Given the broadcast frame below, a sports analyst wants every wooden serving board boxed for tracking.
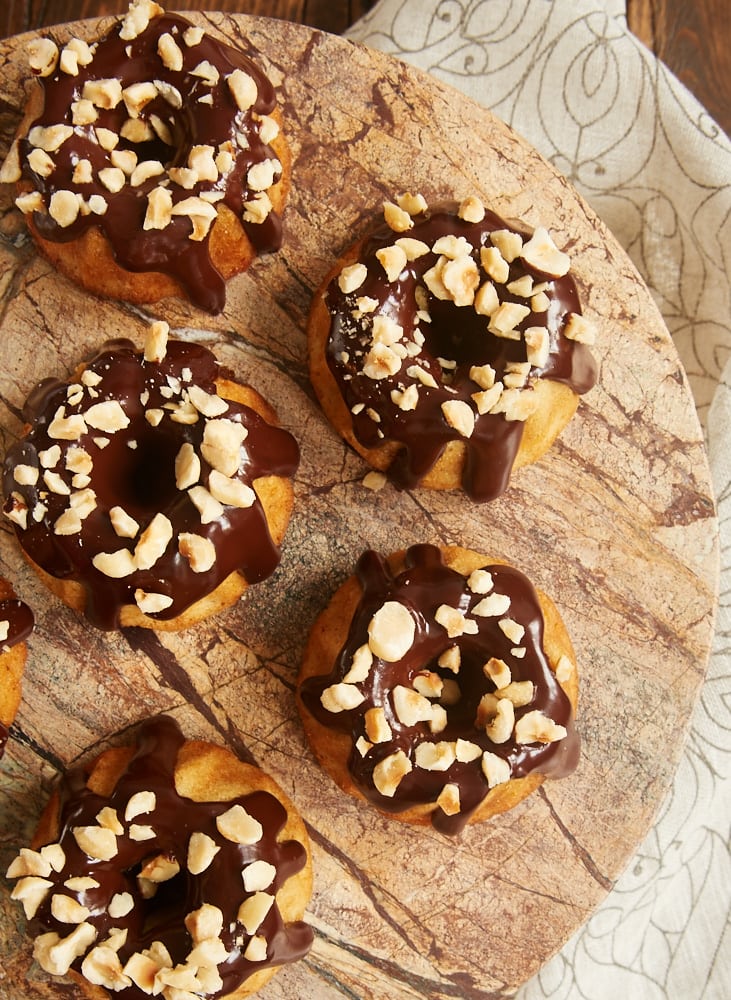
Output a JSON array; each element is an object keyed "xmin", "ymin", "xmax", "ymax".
[{"xmin": 0, "ymin": 13, "xmax": 719, "ymax": 1000}]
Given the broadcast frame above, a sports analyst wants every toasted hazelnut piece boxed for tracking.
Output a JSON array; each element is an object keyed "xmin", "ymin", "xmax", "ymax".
[
  {"xmin": 415, "ymin": 741, "xmax": 456, "ymax": 771},
  {"xmin": 343, "ymin": 643, "xmax": 373, "ymax": 683},
  {"xmin": 488, "ymin": 301, "xmax": 531, "ymax": 337},
  {"xmin": 85, "ymin": 400, "xmax": 130, "ymax": 433},
  {"xmin": 441, "ymin": 254, "xmax": 480, "ymax": 307},
  {"xmin": 482, "ymin": 750, "xmax": 511, "ymax": 787},
  {"xmin": 175, "ymin": 443, "xmax": 201, "ymax": 491},
  {"xmin": 5, "ymin": 491, "xmax": 29, "ymax": 529},
  {"xmin": 248, "ymin": 157, "xmax": 280, "ymax": 192},
  {"xmin": 171, "ymin": 196, "xmax": 217, "ymax": 241},
  {"xmin": 437, "ymin": 783, "xmax": 461, "ymax": 815},
  {"xmin": 201, "ymin": 418, "xmax": 247, "ymax": 477},
  {"xmin": 320, "ymin": 682, "xmax": 365, "ymax": 713},
  {"xmin": 33, "ymin": 923, "xmax": 97, "ymax": 977},
  {"xmin": 480, "ymin": 245, "xmax": 509, "ymax": 283},
  {"xmin": 185, "ymin": 902, "xmax": 224, "ymax": 945},
  {"xmin": 73, "ymin": 825, "xmax": 118, "ymax": 861},
  {"xmin": 472, "ymin": 592, "xmax": 511, "ymax": 617},
  {"xmin": 474, "ymin": 280, "xmax": 500, "ymax": 317},
  {"xmin": 395, "ymin": 237, "xmax": 430, "ymax": 260},
  {"xmin": 15, "ymin": 191, "xmax": 45, "ymax": 215},
  {"xmin": 407, "ymin": 364, "xmax": 438, "ymax": 388},
  {"xmin": 125, "ymin": 790, "xmax": 156, "ymax": 821},
  {"xmin": 108, "ymin": 892, "xmax": 134, "ymax": 919},
  {"xmin": 373, "ymin": 750, "xmax": 412, "ymax": 797},
  {"xmin": 157, "ymin": 31, "xmax": 183, "ymax": 71},
  {"xmin": 29, "ymin": 123, "xmax": 74, "ymax": 154},
  {"xmin": 27, "ymin": 37, "xmax": 59, "ymax": 77},
  {"xmin": 514, "ymin": 709, "xmax": 567, "ymax": 744},
  {"xmin": 563, "ymin": 312, "xmax": 597, "ymax": 345},
  {"xmin": 92, "ymin": 547, "xmax": 137, "ymax": 578},
  {"xmin": 187, "ymin": 385, "xmax": 228, "ymax": 419},
  {"xmin": 178, "ymin": 533, "xmax": 216, "ymax": 573},
  {"xmin": 129, "ymin": 824, "xmax": 156, "ymax": 843},
  {"xmin": 484, "ymin": 698, "xmax": 515, "ymax": 744},
  {"xmin": 458, "ymin": 195, "xmax": 486, "ymax": 223},
  {"xmin": 497, "ymin": 681, "xmax": 535, "ymax": 707},
  {"xmin": 483, "ymin": 657, "xmax": 512, "ymax": 690},
  {"xmin": 71, "ymin": 99, "xmax": 98, "ymax": 125},
  {"xmin": 364, "ymin": 706, "xmax": 392, "ymax": 743},
  {"xmin": 242, "ymin": 860, "xmax": 276, "ymax": 893},
  {"xmin": 94, "ymin": 127, "xmax": 119, "ymax": 151},
  {"xmin": 0, "ymin": 141, "xmax": 22, "ymax": 183},
  {"xmin": 208, "ymin": 470, "xmax": 255, "ymax": 509},
  {"xmin": 372, "ymin": 314, "xmax": 403, "ymax": 346},
  {"xmin": 490, "ymin": 229, "xmax": 523, "ymax": 262},
  {"xmin": 139, "ymin": 854, "xmax": 180, "ymax": 884},
  {"xmin": 51, "ymin": 893, "xmax": 91, "ymax": 924},
  {"xmin": 134, "ymin": 590, "xmax": 174, "ymax": 615},
  {"xmin": 438, "ymin": 645, "xmax": 461, "ymax": 673},
  {"xmin": 392, "ymin": 686, "xmax": 434, "ymax": 727},
  {"xmin": 376, "ymin": 244, "xmax": 408, "ymax": 283},
  {"xmin": 499, "ymin": 618, "xmax": 525, "ymax": 644},
  {"xmin": 492, "ymin": 386, "xmax": 539, "ymax": 422},
  {"xmin": 391, "ymin": 384, "xmax": 419, "ymax": 411},
  {"xmin": 13, "ymin": 464, "xmax": 40, "ymax": 486},
  {"xmin": 27, "ymin": 148, "xmax": 55, "ymax": 178},
  {"xmin": 191, "ymin": 59, "xmax": 220, "ymax": 87},
  {"xmin": 130, "ymin": 159, "xmax": 164, "ymax": 187},
  {"xmin": 183, "ymin": 25, "xmax": 205, "ymax": 46},
  {"xmin": 432, "ymin": 235, "xmax": 473, "ymax": 260},
  {"xmin": 521, "ymin": 226, "xmax": 571, "ymax": 277},
  {"xmin": 238, "ymin": 892, "xmax": 274, "ymax": 936},
  {"xmin": 188, "ymin": 485, "xmax": 224, "ymax": 525},
  {"xmin": 64, "ymin": 877, "xmax": 98, "ymax": 893},
  {"xmin": 396, "ymin": 192, "xmax": 427, "ymax": 215},
  {"xmin": 83, "ymin": 78, "xmax": 123, "ymax": 110},
  {"xmin": 243, "ymin": 190, "xmax": 273, "ymax": 224},
  {"xmin": 48, "ymin": 190, "xmax": 80, "ymax": 228},
  {"xmin": 227, "ymin": 68, "xmax": 258, "ymax": 110},
  {"xmin": 10, "ymin": 876, "xmax": 54, "ymax": 919},
  {"xmin": 555, "ymin": 654, "xmax": 574, "ymax": 685},
  {"xmin": 455, "ymin": 739, "xmax": 482, "ymax": 763},
  {"xmin": 423, "ymin": 258, "xmax": 450, "ymax": 300},
  {"xmin": 53, "ymin": 509, "xmax": 82, "ymax": 535},
  {"xmin": 413, "ymin": 670, "xmax": 443, "ymax": 699},
  {"xmin": 120, "ymin": 0, "xmax": 164, "ymax": 41},
  {"xmin": 363, "ymin": 341, "xmax": 402, "ymax": 380},
  {"xmin": 144, "ymin": 186, "xmax": 173, "ymax": 230},
  {"xmin": 96, "ymin": 806, "xmax": 124, "ymax": 834},
  {"xmin": 81, "ymin": 945, "xmax": 132, "ymax": 991},
  {"xmin": 187, "ymin": 144, "xmax": 218, "ymax": 183},
  {"xmin": 531, "ymin": 291, "xmax": 551, "ymax": 313},
  {"xmin": 6, "ymin": 848, "xmax": 52, "ymax": 879},
  {"xmin": 98, "ymin": 167, "xmax": 126, "ymax": 194},
  {"xmin": 123, "ymin": 951, "xmax": 163, "ymax": 994},
  {"xmin": 244, "ymin": 936, "xmax": 268, "ymax": 963},
  {"xmin": 216, "ymin": 804, "xmax": 263, "ymax": 845},
  {"xmin": 435, "ymin": 603, "xmax": 478, "ymax": 638},
  {"xmin": 187, "ymin": 832, "xmax": 220, "ymax": 874},
  {"xmin": 383, "ymin": 200, "xmax": 413, "ymax": 232},
  {"xmin": 441, "ymin": 399, "xmax": 475, "ymax": 438},
  {"xmin": 134, "ymin": 513, "xmax": 173, "ymax": 569},
  {"xmin": 466, "ymin": 569, "xmax": 493, "ymax": 595},
  {"xmin": 524, "ymin": 326, "xmax": 550, "ymax": 368},
  {"xmin": 356, "ymin": 736, "xmax": 372, "ymax": 756},
  {"xmin": 367, "ymin": 601, "xmax": 415, "ymax": 661}
]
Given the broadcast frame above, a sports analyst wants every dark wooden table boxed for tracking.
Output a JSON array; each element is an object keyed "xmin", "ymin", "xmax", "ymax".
[{"xmin": 2, "ymin": 1, "xmax": 730, "ymax": 139}]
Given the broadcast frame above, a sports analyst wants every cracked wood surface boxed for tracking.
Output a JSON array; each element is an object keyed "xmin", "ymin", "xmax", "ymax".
[{"xmin": 0, "ymin": 14, "xmax": 720, "ymax": 1000}]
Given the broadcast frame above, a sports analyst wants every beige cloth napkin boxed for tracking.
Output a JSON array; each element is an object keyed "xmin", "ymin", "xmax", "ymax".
[{"xmin": 347, "ymin": 2, "xmax": 731, "ymax": 997}]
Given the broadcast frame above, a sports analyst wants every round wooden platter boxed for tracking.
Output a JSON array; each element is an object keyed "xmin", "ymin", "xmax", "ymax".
[{"xmin": 0, "ymin": 12, "xmax": 720, "ymax": 1000}]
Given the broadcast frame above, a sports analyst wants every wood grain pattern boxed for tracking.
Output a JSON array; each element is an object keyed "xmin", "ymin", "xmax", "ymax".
[{"xmin": 0, "ymin": 13, "xmax": 719, "ymax": 999}]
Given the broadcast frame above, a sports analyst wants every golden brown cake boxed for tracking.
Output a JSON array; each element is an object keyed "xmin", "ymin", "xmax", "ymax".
[
  {"xmin": 0, "ymin": 576, "xmax": 33, "ymax": 760},
  {"xmin": 6, "ymin": 715, "xmax": 313, "ymax": 998},
  {"xmin": 308, "ymin": 193, "xmax": 598, "ymax": 501},
  {"xmin": 2, "ymin": 321, "xmax": 299, "ymax": 630},
  {"xmin": 298, "ymin": 544, "xmax": 579, "ymax": 835},
  {"xmin": 0, "ymin": 0, "xmax": 290, "ymax": 314}
]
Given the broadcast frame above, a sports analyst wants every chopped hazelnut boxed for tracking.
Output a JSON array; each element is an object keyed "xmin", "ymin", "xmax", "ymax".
[
  {"xmin": 372, "ymin": 750, "xmax": 412, "ymax": 797},
  {"xmin": 481, "ymin": 751, "xmax": 511, "ymax": 787},
  {"xmin": 367, "ymin": 601, "xmax": 415, "ymax": 661},
  {"xmin": 514, "ymin": 709, "xmax": 567, "ymax": 744},
  {"xmin": 216, "ymin": 804, "xmax": 263, "ymax": 845},
  {"xmin": 187, "ymin": 832, "xmax": 220, "ymax": 874}
]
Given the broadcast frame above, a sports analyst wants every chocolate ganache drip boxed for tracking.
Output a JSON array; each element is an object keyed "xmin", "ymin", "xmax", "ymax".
[
  {"xmin": 301, "ymin": 545, "xmax": 579, "ymax": 835},
  {"xmin": 324, "ymin": 201, "xmax": 598, "ymax": 501},
  {"xmin": 2, "ymin": 337, "xmax": 299, "ymax": 629},
  {"xmin": 9, "ymin": 716, "xmax": 312, "ymax": 998},
  {"xmin": 18, "ymin": 6, "xmax": 284, "ymax": 313}
]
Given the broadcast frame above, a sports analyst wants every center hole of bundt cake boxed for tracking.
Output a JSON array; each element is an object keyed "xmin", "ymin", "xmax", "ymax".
[
  {"xmin": 94, "ymin": 427, "xmax": 182, "ymax": 518},
  {"xmin": 423, "ymin": 298, "xmax": 524, "ymax": 369}
]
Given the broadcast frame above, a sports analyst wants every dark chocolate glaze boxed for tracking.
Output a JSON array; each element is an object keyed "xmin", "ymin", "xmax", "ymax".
[
  {"xmin": 0, "ymin": 597, "xmax": 35, "ymax": 650},
  {"xmin": 300, "ymin": 545, "xmax": 579, "ymax": 835},
  {"xmin": 21, "ymin": 10, "xmax": 283, "ymax": 313},
  {"xmin": 324, "ymin": 205, "xmax": 598, "ymax": 501},
  {"xmin": 2, "ymin": 339, "xmax": 299, "ymax": 630},
  {"xmin": 22, "ymin": 716, "xmax": 312, "ymax": 998}
]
